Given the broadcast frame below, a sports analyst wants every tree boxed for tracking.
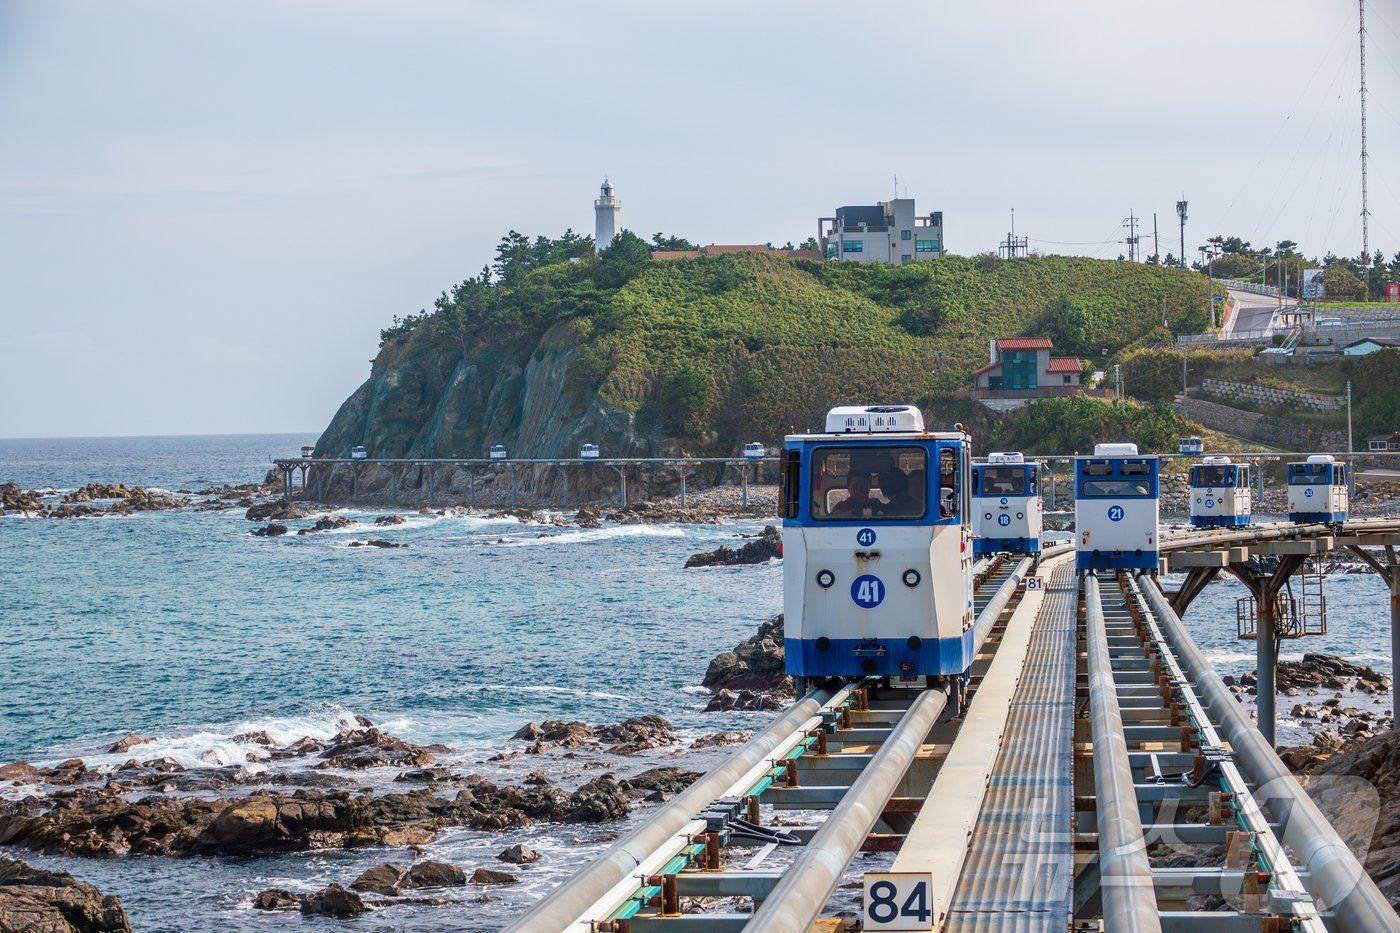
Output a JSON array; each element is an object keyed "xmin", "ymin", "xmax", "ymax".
[
  {"xmin": 651, "ymin": 232, "xmax": 698, "ymax": 251},
  {"xmin": 595, "ymin": 230, "xmax": 652, "ymax": 288},
  {"xmin": 799, "ymin": 237, "xmax": 819, "ymax": 251}
]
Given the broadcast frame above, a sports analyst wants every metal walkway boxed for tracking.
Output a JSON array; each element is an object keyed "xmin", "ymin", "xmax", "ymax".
[{"xmin": 943, "ymin": 562, "xmax": 1077, "ymax": 931}]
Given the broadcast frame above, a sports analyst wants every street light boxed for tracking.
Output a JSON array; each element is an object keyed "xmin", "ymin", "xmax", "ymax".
[{"xmin": 1199, "ymin": 245, "xmax": 1218, "ymax": 330}]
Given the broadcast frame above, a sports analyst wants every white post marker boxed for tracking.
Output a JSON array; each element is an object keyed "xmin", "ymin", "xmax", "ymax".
[{"xmin": 864, "ymin": 872, "xmax": 936, "ymax": 931}]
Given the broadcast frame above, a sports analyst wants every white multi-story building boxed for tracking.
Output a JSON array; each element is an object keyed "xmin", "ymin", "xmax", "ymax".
[
  {"xmin": 594, "ymin": 178, "xmax": 620, "ymax": 253},
  {"xmin": 817, "ymin": 198, "xmax": 945, "ymax": 264}
]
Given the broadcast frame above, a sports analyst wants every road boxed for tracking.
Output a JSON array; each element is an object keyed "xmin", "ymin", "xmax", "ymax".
[{"xmin": 1222, "ymin": 288, "xmax": 1283, "ymax": 336}]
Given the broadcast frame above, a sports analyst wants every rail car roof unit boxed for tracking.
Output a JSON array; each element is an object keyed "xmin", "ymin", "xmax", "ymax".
[{"xmin": 823, "ymin": 405, "xmax": 925, "ymax": 434}]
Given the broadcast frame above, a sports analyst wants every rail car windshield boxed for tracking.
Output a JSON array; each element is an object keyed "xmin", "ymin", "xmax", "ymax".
[
  {"xmin": 977, "ymin": 466, "xmax": 1032, "ymax": 497},
  {"xmin": 809, "ymin": 445, "xmax": 946, "ymax": 520},
  {"xmin": 1289, "ymin": 463, "xmax": 1343, "ymax": 485},
  {"xmin": 1078, "ymin": 458, "xmax": 1156, "ymax": 498},
  {"xmin": 1192, "ymin": 465, "xmax": 1233, "ymax": 487}
]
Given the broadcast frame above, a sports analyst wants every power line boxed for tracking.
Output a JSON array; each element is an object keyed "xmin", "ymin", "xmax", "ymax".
[{"xmin": 1359, "ymin": 0, "xmax": 1371, "ymax": 263}]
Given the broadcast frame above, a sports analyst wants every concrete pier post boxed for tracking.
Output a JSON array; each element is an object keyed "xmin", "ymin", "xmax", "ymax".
[
  {"xmin": 509, "ymin": 466, "xmax": 517, "ymax": 507},
  {"xmin": 467, "ymin": 467, "xmax": 475, "ymax": 506},
  {"xmin": 282, "ymin": 467, "xmax": 292, "ymax": 500},
  {"xmin": 1257, "ymin": 592, "xmax": 1277, "ymax": 746},
  {"xmin": 426, "ymin": 467, "xmax": 435, "ymax": 505},
  {"xmin": 561, "ymin": 469, "xmax": 569, "ymax": 506},
  {"xmin": 619, "ymin": 471, "xmax": 628, "ymax": 508},
  {"xmin": 1391, "ymin": 569, "xmax": 1400, "ymax": 726},
  {"xmin": 679, "ymin": 473, "xmax": 686, "ymax": 506},
  {"xmin": 351, "ymin": 464, "xmax": 360, "ymax": 500},
  {"xmin": 389, "ymin": 470, "xmax": 398, "ymax": 502},
  {"xmin": 741, "ymin": 467, "xmax": 749, "ymax": 510}
]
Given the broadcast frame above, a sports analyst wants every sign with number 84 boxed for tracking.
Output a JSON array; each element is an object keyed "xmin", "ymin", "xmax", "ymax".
[{"xmin": 864, "ymin": 872, "xmax": 935, "ymax": 930}]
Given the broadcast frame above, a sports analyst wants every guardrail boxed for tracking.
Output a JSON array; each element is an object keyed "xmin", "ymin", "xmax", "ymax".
[{"xmin": 1218, "ymin": 277, "xmax": 1280, "ymax": 297}]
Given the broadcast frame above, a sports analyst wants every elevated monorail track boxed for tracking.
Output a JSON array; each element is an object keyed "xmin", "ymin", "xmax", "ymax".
[{"xmin": 512, "ymin": 520, "xmax": 1400, "ymax": 932}]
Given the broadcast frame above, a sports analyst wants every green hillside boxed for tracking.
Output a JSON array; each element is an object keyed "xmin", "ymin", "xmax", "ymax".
[{"xmin": 319, "ymin": 237, "xmax": 1218, "ymax": 460}]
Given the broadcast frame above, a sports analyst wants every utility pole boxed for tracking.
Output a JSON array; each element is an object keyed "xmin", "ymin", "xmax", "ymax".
[
  {"xmin": 1114, "ymin": 363, "xmax": 1122, "ymax": 408},
  {"xmin": 1122, "ymin": 211, "xmax": 1140, "ymax": 262},
  {"xmin": 1360, "ymin": 0, "xmax": 1371, "ymax": 265},
  {"xmin": 1176, "ymin": 199, "xmax": 1188, "ymax": 267},
  {"xmin": 1182, "ymin": 346, "xmax": 1189, "ymax": 403},
  {"xmin": 1152, "ymin": 212, "xmax": 1159, "ymax": 264},
  {"xmin": 1347, "ymin": 380, "xmax": 1354, "ymax": 456}
]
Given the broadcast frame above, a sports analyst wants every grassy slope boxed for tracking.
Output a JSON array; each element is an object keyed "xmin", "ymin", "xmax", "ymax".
[{"xmin": 581, "ymin": 253, "xmax": 1212, "ymax": 442}]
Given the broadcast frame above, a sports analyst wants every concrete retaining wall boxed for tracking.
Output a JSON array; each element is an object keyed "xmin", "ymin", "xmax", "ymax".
[
  {"xmin": 1200, "ymin": 378, "xmax": 1344, "ymax": 412},
  {"xmin": 1179, "ymin": 397, "xmax": 1345, "ymax": 451}
]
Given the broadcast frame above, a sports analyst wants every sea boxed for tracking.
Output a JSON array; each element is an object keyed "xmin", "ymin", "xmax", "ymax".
[{"xmin": 0, "ymin": 434, "xmax": 1393, "ymax": 931}]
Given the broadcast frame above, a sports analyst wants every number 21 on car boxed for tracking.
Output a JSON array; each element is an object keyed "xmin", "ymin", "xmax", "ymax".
[{"xmin": 864, "ymin": 872, "xmax": 935, "ymax": 931}]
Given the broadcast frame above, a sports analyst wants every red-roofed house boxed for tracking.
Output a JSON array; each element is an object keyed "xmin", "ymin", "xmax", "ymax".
[{"xmin": 971, "ymin": 337, "xmax": 1085, "ymax": 395}]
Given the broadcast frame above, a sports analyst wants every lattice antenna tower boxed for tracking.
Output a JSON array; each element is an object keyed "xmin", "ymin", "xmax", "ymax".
[{"xmin": 1360, "ymin": 0, "xmax": 1370, "ymax": 263}]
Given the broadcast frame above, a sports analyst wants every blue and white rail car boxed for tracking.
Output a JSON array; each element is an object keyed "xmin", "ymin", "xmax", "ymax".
[
  {"xmin": 781, "ymin": 405, "xmax": 973, "ymax": 683},
  {"xmin": 1189, "ymin": 455, "xmax": 1251, "ymax": 527},
  {"xmin": 1287, "ymin": 454, "xmax": 1349, "ymax": 523},
  {"xmin": 1075, "ymin": 443, "xmax": 1159, "ymax": 572},
  {"xmin": 972, "ymin": 452, "xmax": 1042, "ymax": 555}
]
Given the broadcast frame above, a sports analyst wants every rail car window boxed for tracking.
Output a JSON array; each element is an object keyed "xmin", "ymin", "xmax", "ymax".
[
  {"xmin": 979, "ymin": 466, "xmax": 1027, "ymax": 496},
  {"xmin": 1289, "ymin": 464, "xmax": 1331, "ymax": 485},
  {"xmin": 782, "ymin": 450, "xmax": 801, "ymax": 520},
  {"xmin": 1079, "ymin": 478, "xmax": 1155, "ymax": 498},
  {"xmin": 1082, "ymin": 460, "xmax": 1112, "ymax": 476},
  {"xmin": 1120, "ymin": 460, "xmax": 1153, "ymax": 475},
  {"xmin": 810, "ymin": 446, "xmax": 928, "ymax": 520},
  {"xmin": 1193, "ymin": 466, "xmax": 1230, "ymax": 487}
]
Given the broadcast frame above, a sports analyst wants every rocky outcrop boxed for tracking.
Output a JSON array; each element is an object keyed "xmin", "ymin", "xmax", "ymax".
[
  {"xmin": 298, "ymin": 515, "xmax": 358, "ymax": 535},
  {"xmin": 496, "ymin": 844, "xmax": 540, "ymax": 864},
  {"xmin": 348, "ymin": 539, "xmax": 405, "ymax": 548},
  {"xmin": 301, "ymin": 883, "xmax": 368, "ymax": 917},
  {"xmin": 509, "ymin": 716, "xmax": 677, "ymax": 755},
  {"xmin": 0, "ymin": 484, "xmax": 47, "ymax": 516},
  {"xmin": 0, "ymin": 858, "xmax": 131, "ymax": 932},
  {"xmin": 250, "ymin": 523, "xmax": 288, "ymax": 537},
  {"xmin": 0, "ymin": 775, "xmax": 632, "ymax": 858},
  {"xmin": 1302, "ymin": 729, "xmax": 1400, "ymax": 907},
  {"xmin": 1233, "ymin": 654, "xmax": 1392, "ymax": 696},
  {"xmin": 244, "ymin": 501, "xmax": 310, "ymax": 522},
  {"xmin": 374, "ymin": 514, "xmax": 407, "ymax": 526},
  {"xmin": 685, "ymin": 526, "xmax": 781, "ymax": 567},
  {"xmin": 702, "ymin": 614, "xmax": 790, "ymax": 697}
]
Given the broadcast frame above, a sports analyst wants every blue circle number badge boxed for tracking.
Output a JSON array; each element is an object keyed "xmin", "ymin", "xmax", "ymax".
[
  {"xmin": 1205, "ymin": 499, "xmax": 1215, "ymax": 508},
  {"xmin": 1304, "ymin": 488, "xmax": 1315, "ymax": 498},
  {"xmin": 1108, "ymin": 505, "xmax": 1125, "ymax": 522},
  {"xmin": 856, "ymin": 528, "xmax": 877, "ymax": 547},
  {"xmin": 997, "ymin": 513, "xmax": 1012, "ymax": 527},
  {"xmin": 851, "ymin": 574, "xmax": 885, "ymax": 609}
]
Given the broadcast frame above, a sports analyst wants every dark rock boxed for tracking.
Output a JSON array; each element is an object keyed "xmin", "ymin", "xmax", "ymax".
[
  {"xmin": 374, "ymin": 514, "xmax": 407, "ymax": 526},
  {"xmin": 702, "ymin": 614, "xmax": 791, "ymax": 695},
  {"xmin": 0, "ymin": 763, "xmax": 40, "ymax": 783},
  {"xmin": 496, "ymin": 843, "xmax": 541, "ymax": 864},
  {"xmin": 0, "ymin": 857, "xmax": 132, "ymax": 931},
  {"xmin": 690, "ymin": 731, "xmax": 754, "ymax": 749},
  {"xmin": 107, "ymin": 735, "xmax": 150, "ymax": 754},
  {"xmin": 297, "ymin": 515, "xmax": 358, "ymax": 535},
  {"xmin": 403, "ymin": 860, "xmax": 466, "ymax": 889},
  {"xmin": 245, "ymin": 501, "xmax": 310, "ymax": 522},
  {"xmin": 252, "ymin": 888, "xmax": 302, "ymax": 911},
  {"xmin": 300, "ymin": 883, "xmax": 368, "ymax": 917},
  {"xmin": 685, "ymin": 526, "xmax": 781, "ymax": 568},
  {"xmin": 595, "ymin": 716, "xmax": 676, "ymax": 754},
  {"xmin": 348, "ymin": 539, "xmax": 404, "ymax": 548},
  {"xmin": 395, "ymin": 767, "xmax": 454, "ymax": 783},
  {"xmin": 250, "ymin": 523, "xmax": 288, "ymax": 537},
  {"xmin": 350, "ymin": 864, "xmax": 406, "ymax": 897},
  {"xmin": 316, "ymin": 727, "xmax": 436, "ymax": 770},
  {"xmin": 620, "ymin": 768, "xmax": 700, "ymax": 796},
  {"xmin": 574, "ymin": 506, "xmax": 602, "ymax": 528},
  {"xmin": 232, "ymin": 730, "xmax": 275, "ymax": 747},
  {"xmin": 469, "ymin": 868, "xmax": 519, "ymax": 885}
]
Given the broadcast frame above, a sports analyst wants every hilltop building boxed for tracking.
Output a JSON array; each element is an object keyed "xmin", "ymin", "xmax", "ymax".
[
  {"xmin": 971, "ymin": 338, "xmax": 1084, "ymax": 394},
  {"xmin": 594, "ymin": 178, "xmax": 620, "ymax": 253},
  {"xmin": 817, "ymin": 198, "xmax": 945, "ymax": 264}
]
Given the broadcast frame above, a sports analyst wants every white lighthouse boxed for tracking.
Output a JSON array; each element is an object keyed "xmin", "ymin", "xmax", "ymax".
[{"xmin": 594, "ymin": 177, "xmax": 620, "ymax": 254}]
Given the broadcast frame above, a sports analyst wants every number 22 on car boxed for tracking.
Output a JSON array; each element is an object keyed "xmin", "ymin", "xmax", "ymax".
[{"xmin": 864, "ymin": 872, "xmax": 935, "ymax": 930}]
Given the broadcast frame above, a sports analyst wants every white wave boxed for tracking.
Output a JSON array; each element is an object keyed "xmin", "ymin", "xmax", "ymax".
[
  {"xmin": 680, "ymin": 686, "xmax": 712, "ymax": 696},
  {"xmin": 1204, "ymin": 650, "xmax": 1391, "ymax": 665},
  {"xmin": 487, "ymin": 525, "xmax": 686, "ymax": 547},
  {"xmin": 55, "ymin": 703, "xmax": 370, "ymax": 771}
]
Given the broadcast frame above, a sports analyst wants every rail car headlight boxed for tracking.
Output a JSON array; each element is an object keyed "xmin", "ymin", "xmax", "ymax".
[
  {"xmin": 907, "ymin": 636, "xmax": 923, "ymax": 650},
  {"xmin": 815, "ymin": 636, "xmax": 831, "ymax": 651},
  {"xmin": 984, "ymin": 512, "xmax": 993, "ymax": 520},
  {"xmin": 1016, "ymin": 512, "xmax": 1024, "ymax": 520},
  {"xmin": 902, "ymin": 569, "xmax": 921, "ymax": 587},
  {"xmin": 816, "ymin": 569, "xmax": 835, "ymax": 589}
]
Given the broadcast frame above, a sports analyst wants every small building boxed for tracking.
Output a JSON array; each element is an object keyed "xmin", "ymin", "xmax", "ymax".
[
  {"xmin": 1342, "ymin": 337, "xmax": 1400, "ymax": 357},
  {"xmin": 1365, "ymin": 432, "xmax": 1400, "ymax": 452},
  {"xmin": 970, "ymin": 338, "xmax": 1084, "ymax": 394},
  {"xmin": 817, "ymin": 198, "xmax": 945, "ymax": 264}
]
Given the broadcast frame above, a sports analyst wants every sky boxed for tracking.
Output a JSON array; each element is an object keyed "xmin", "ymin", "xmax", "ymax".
[{"xmin": 2, "ymin": 1, "xmax": 1398, "ymax": 439}]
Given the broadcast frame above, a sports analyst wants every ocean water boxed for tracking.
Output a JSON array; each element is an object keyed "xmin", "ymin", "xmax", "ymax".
[{"xmin": 0, "ymin": 435, "xmax": 1393, "ymax": 931}]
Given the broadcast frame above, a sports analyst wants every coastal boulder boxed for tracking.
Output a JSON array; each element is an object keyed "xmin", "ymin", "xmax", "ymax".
[
  {"xmin": 297, "ymin": 515, "xmax": 358, "ymax": 535},
  {"xmin": 252, "ymin": 889, "xmax": 301, "ymax": 911},
  {"xmin": 244, "ymin": 501, "xmax": 310, "ymax": 522},
  {"xmin": 350, "ymin": 864, "xmax": 407, "ymax": 897},
  {"xmin": 0, "ymin": 857, "xmax": 132, "ymax": 932},
  {"xmin": 702, "ymin": 614, "xmax": 790, "ymax": 695},
  {"xmin": 496, "ymin": 844, "xmax": 541, "ymax": 864},
  {"xmin": 685, "ymin": 526, "xmax": 781, "ymax": 568},
  {"xmin": 404, "ymin": 860, "xmax": 466, "ymax": 889},
  {"xmin": 250, "ymin": 523, "xmax": 287, "ymax": 537},
  {"xmin": 300, "ymin": 883, "xmax": 368, "ymax": 918},
  {"xmin": 469, "ymin": 868, "xmax": 519, "ymax": 886}
]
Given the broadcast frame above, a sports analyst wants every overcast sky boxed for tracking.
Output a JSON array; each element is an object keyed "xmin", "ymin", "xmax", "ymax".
[{"xmin": 2, "ymin": 1, "xmax": 1397, "ymax": 439}]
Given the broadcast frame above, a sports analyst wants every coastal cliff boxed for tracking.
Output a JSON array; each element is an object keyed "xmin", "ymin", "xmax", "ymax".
[{"xmin": 312, "ymin": 240, "xmax": 1218, "ymax": 504}]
